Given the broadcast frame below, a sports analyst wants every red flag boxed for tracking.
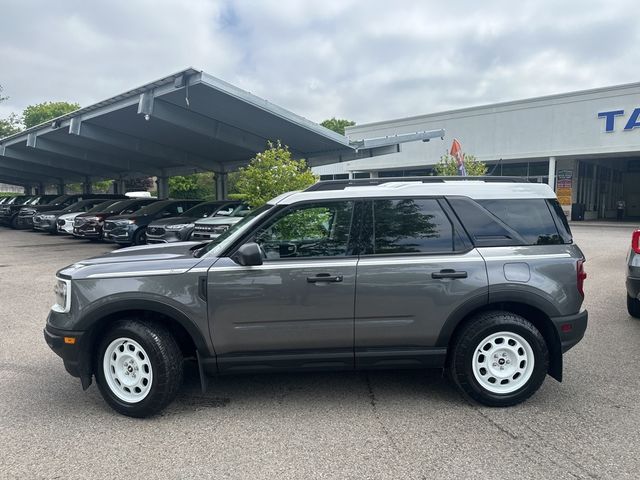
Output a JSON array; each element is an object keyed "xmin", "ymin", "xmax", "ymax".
[{"xmin": 450, "ymin": 138, "xmax": 466, "ymax": 176}]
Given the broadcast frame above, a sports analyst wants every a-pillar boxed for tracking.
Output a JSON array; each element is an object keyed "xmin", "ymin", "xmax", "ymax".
[
  {"xmin": 156, "ymin": 176, "xmax": 169, "ymax": 199},
  {"xmin": 548, "ymin": 156, "xmax": 556, "ymax": 191},
  {"xmin": 215, "ymin": 172, "xmax": 228, "ymax": 200},
  {"xmin": 83, "ymin": 177, "xmax": 93, "ymax": 194}
]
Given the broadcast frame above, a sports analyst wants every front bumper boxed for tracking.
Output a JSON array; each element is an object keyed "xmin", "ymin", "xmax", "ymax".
[
  {"xmin": 551, "ymin": 309, "xmax": 588, "ymax": 353},
  {"xmin": 191, "ymin": 230, "xmax": 222, "ymax": 241},
  {"xmin": 57, "ymin": 222, "xmax": 75, "ymax": 235},
  {"xmin": 33, "ymin": 219, "xmax": 57, "ymax": 232},
  {"xmin": 15, "ymin": 215, "xmax": 34, "ymax": 229},
  {"xmin": 104, "ymin": 225, "xmax": 137, "ymax": 244},
  {"xmin": 44, "ymin": 323, "xmax": 87, "ymax": 379}
]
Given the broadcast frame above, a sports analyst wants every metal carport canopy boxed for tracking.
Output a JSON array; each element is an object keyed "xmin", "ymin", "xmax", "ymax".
[{"xmin": 0, "ymin": 67, "xmax": 444, "ymax": 197}]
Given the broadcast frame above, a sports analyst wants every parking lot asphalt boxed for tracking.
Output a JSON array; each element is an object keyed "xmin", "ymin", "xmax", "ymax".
[{"xmin": 1, "ymin": 225, "xmax": 639, "ymax": 479}]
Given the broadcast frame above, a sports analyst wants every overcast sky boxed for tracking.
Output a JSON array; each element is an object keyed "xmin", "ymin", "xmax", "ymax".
[{"xmin": 1, "ymin": 0, "xmax": 638, "ymax": 127}]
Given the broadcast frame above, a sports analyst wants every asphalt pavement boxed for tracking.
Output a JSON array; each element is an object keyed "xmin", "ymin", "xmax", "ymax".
[{"xmin": 1, "ymin": 225, "xmax": 639, "ymax": 479}]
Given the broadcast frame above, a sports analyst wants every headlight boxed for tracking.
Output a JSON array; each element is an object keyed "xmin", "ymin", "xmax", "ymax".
[
  {"xmin": 118, "ymin": 219, "xmax": 136, "ymax": 225},
  {"xmin": 52, "ymin": 278, "xmax": 71, "ymax": 313},
  {"xmin": 165, "ymin": 223, "xmax": 194, "ymax": 231}
]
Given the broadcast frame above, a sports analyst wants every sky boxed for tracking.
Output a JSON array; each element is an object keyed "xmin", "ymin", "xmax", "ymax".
[{"xmin": 1, "ymin": 0, "xmax": 639, "ymax": 127}]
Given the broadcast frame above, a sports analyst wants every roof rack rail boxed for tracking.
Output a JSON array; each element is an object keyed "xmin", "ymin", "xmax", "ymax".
[{"xmin": 305, "ymin": 176, "xmax": 532, "ymax": 191}]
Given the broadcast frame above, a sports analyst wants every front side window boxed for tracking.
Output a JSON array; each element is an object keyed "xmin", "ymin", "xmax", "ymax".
[
  {"xmin": 369, "ymin": 198, "xmax": 454, "ymax": 254},
  {"xmin": 253, "ymin": 201, "xmax": 355, "ymax": 259}
]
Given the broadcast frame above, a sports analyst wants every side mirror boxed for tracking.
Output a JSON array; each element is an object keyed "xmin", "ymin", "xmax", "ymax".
[{"xmin": 236, "ymin": 242, "xmax": 263, "ymax": 266}]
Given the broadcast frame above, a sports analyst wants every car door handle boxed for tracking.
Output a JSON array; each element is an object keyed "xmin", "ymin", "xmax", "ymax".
[
  {"xmin": 307, "ymin": 273, "xmax": 343, "ymax": 283},
  {"xmin": 432, "ymin": 269, "xmax": 468, "ymax": 279}
]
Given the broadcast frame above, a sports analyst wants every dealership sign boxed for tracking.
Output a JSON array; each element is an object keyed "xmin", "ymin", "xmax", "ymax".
[{"xmin": 598, "ymin": 108, "xmax": 640, "ymax": 132}]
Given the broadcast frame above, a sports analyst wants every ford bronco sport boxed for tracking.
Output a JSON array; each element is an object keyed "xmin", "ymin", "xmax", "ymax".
[{"xmin": 44, "ymin": 177, "xmax": 588, "ymax": 417}]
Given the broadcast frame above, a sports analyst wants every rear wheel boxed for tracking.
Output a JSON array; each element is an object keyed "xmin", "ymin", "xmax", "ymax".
[
  {"xmin": 627, "ymin": 294, "xmax": 640, "ymax": 318},
  {"xmin": 449, "ymin": 311, "xmax": 549, "ymax": 407},
  {"xmin": 95, "ymin": 319, "xmax": 183, "ymax": 417}
]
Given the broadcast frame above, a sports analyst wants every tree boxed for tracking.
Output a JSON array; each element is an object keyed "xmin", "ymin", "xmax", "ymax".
[
  {"xmin": 168, "ymin": 172, "xmax": 215, "ymax": 199},
  {"xmin": 0, "ymin": 113, "xmax": 22, "ymax": 137},
  {"xmin": 0, "ymin": 85, "xmax": 23, "ymax": 138},
  {"xmin": 320, "ymin": 117, "xmax": 356, "ymax": 136},
  {"xmin": 233, "ymin": 141, "xmax": 317, "ymax": 207},
  {"xmin": 434, "ymin": 153, "xmax": 488, "ymax": 176},
  {"xmin": 22, "ymin": 101, "xmax": 80, "ymax": 128}
]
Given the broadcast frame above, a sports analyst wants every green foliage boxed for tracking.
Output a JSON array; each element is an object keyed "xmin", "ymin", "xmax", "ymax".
[
  {"xmin": 22, "ymin": 101, "xmax": 80, "ymax": 128},
  {"xmin": 92, "ymin": 180, "xmax": 113, "ymax": 193},
  {"xmin": 434, "ymin": 153, "xmax": 488, "ymax": 176},
  {"xmin": 0, "ymin": 113, "xmax": 22, "ymax": 137},
  {"xmin": 0, "ymin": 86, "xmax": 23, "ymax": 138},
  {"xmin": 320, "ymin": 117, "xmax": 356, "ymax": 136},
  {"xmin": 168, "ymin": 172, "xmax": 215, "ymax": 199},
  {"xmin": 233, "ymin": 141, "xmax": 317, "ymax": 207}
]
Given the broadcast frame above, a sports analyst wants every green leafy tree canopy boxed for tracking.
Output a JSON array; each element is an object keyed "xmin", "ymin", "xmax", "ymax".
[
  {"xmin": 168, "ymin": 172, "xmax": 215, "ymax": 199},
  {"xmin": 320, "ymin": 117, "xmax": 356, "ymax": 136},
  {"xmin": 0, "ymin": 85, "xmax": 23, "ymax": 138},
  {"xmin": 23, "ymin": 101, "xmax": 80, "ymax": 128},
  {"xmin": 434, "ymin": 153, "xmax": 488, "ymax": 176},
  {"xmin": 233, "ymin": 141, "xmax": 317, "ymax": 207}
]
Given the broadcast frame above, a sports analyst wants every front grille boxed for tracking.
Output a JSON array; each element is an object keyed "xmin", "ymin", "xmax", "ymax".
[
  {"xmin": 147, "ymin": 226, "xmax": 166, "ymax": 236},
  {"xmin": 194, "ymin": 225, "xmax": 214, "ymax": 232}
]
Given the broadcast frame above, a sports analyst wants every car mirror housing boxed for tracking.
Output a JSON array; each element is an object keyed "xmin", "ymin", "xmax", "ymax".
[{"xmin": 236, "ymin": 242, "xmax": 263, "ymax": 266}]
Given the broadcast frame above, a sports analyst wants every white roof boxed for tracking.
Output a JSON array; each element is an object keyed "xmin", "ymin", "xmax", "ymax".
[{"xmin": 271, "ymin": 180, "xmax": 556, "ymax": 205}]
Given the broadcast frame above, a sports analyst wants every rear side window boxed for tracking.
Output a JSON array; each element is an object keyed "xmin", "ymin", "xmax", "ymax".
[
  {"xmin": 448, "ymin": 197, "xmax": 564, "ymax": 246},
  {"xmin": 478, "ymin": 199, "xmax": 562, "ymax": 245},
  {"xmin": 369, "ymin": 199, "xmax": 454, "ymax": 254}
]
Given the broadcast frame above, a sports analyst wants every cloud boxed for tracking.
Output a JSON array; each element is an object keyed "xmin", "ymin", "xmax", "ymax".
[{"xmin": 1, "ymin": 0, "xmax": 638, "ymax": 127}]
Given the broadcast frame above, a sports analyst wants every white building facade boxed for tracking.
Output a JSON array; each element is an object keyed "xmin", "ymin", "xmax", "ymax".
[{"xmin": 313, "ymin": 82, "xmax": 640, "ymax": 220}]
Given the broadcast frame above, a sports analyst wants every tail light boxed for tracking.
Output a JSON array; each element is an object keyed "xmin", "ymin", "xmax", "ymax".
[
  {"xmin": 577, "ymin": 259, "xmax": 587, "ymax": 297},
  {"xmin": 632, "ymin": 230, "xmax": 640, "ymax": 254}
]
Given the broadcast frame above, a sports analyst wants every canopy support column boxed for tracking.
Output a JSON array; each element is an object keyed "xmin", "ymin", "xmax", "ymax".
[
  {"xmin": 83, "ymin": 177, "xmax": 93, "ymax": 194},
  {"xmin": 215, "ymin": 172, "xmax": 228, "ymax": 200},
  {"xmin": 156, "ymin": 176, "xmax": 169, "ymax": 199}
]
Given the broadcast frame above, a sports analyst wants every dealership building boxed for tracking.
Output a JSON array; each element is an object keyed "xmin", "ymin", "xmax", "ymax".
[{"xmin": 314, "ymin": 82, "xmax": 640, "ymax": 220}]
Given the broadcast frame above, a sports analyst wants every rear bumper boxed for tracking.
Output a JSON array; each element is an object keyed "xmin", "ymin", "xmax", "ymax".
[
  {"xmin": 626, "ymin": 276, "xmax": 640, "ymax": 299},
  {"xmin": 551, "ymin": 309, "xmax": 588, "ymax": 353}
]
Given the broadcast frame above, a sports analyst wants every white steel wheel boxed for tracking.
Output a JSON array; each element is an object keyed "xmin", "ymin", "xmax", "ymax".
[
  {"xmin": 471, "ymin": 331, "xmax": 535, "ymax": 394},
  {"xmin": 103, "ymin": 337, "xmax": 153, "ymax": 403}
]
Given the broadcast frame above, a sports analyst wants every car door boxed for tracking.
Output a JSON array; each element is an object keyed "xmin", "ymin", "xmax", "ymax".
[
  {"xmin": 354, "ymin": 197, "xmax": 488, "ymax": 368},
  {"xmin": 207, "ymin": 200, "xmax": 359, "ymax": 373}
]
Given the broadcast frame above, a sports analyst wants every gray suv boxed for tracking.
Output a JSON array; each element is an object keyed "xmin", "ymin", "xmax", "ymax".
[{"xmin": 44, "ymin": 177, "xmax": 588, "ymax": 417}]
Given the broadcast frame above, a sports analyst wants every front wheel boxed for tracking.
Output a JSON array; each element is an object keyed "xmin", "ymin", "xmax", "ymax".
[
  {"xmin": 449, "ymin": 311, "xmax": 549, "ymax": 407},
  {"xmin": 132, "ymin": 227, "xmax": 147, "ymax": 245},
  {"xmin": 95, "ymin": 319, "xmax": 183, "ymax": 417}
]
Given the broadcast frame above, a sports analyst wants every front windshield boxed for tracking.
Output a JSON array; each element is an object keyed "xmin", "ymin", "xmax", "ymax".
[
  {"xmin": 86, "ymin": 199, "xmax": 120, "ymax": 214},
  {"xmin": 133, "ymin": 200, "xmax": 174, "ymax": 216},
  {"xmin": 49, "ymin": 195, "xmax": 70, "ymax": 206},
  {"xmin": 61, "ymin": 199, "xmax": 101, "ymax": 213},
  {"xmin": 184, "ymin": 202, "xmax": 234, "ymax": 219},
  {"xmin": 199, "ymin": 204, "xmax": 272, "ymax": 257}
]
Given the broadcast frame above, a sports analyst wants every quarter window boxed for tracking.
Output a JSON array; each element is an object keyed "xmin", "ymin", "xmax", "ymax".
[
  {"xmin": 253, "ymin": 202, "xmax": 354, "ymax": 259},
  {"xmin": 371, "ymin": 199, "xmax": 454, "ymax": 254}
]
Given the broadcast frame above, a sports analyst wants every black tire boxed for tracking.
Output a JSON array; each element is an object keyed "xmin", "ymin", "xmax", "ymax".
[
  {"xmin": 449, "ymin": 311, "xmax": 549, "ymax": 407},
  {"xmin": 627, "ymin": 294, "xmax": 640, "ymax": 318},
  {"xmin": 94, "ymin": 319, "xmax": 183, "ymax": 417},
  {"xmin": 9, "ymin": 215, "xmax": 19, "ymax": 229},
  {"xmin": 132, "ymin": 227, "xmax": 147, "ymax": 245}
]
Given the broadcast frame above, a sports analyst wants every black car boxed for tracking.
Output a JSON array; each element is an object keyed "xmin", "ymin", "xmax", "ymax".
[
  {"xmin": 73, "ymin": 198, "xmax": 158, "ymax": 240},
  {"xmin": 33, "ymin": 198, "xmax": 120, "ymax": 234},
  {"xmin": 16, "ymin": 194, "xmax": 127, "ymax": 229},
  {"xmin": 103, "ymin": 199, "xmax": 203, "ymax": 246},
  {"xmin": 0, "ymin": 195, "xmax": 58, "ymax": 228},
  {"xmin": 145, "ymin": 200, "xmax": 241, "ymax": 244}
]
